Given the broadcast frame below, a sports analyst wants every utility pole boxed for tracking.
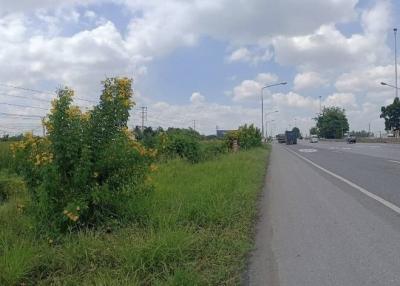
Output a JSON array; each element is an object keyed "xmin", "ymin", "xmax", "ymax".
[
  {"xmin": 193, "ymin": 120, "xmax": 196, "ymax": 131},
  {"xmin": 319, "ymin": 95, "xmax": 322, "ymax": 115},
  {"xmin": 140, "ymin": 106, "xmax": 147, "ymax": 131},
  {"xmin": 368, "ymin": 123, "xmax": 371, "ymax": 137},
  {"xmin": 395, "ymin": 28, "xmax": 398, "ymax": 98}
]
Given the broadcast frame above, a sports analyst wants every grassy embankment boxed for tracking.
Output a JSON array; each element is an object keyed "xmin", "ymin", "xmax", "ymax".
[
  {"xmin": 0, "ymin": 141, "xmax": 12, "ymax": 170},
  {"xmin": 0, "ymin": 143, "xmax": 270, "ymax": 285}
]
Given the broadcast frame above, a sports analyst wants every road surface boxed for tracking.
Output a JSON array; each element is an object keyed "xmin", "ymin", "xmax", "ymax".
[{"xmin": 245, "ymin": 141, "xmax": 400, "ymax": 286}]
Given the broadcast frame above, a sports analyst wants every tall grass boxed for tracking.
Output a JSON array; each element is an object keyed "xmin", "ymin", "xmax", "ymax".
[
  {"xmin": 0, "ymin": 147, "xmax": 270, "ymax": 285},
  {"xmin": 0, "ymin": 142, "xmax": 13, "ymax": 170}
]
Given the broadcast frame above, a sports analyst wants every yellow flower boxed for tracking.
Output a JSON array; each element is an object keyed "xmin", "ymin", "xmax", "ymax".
[{"xmin": 150, "ymin": 164, "xmax": 158, "ymax": 172}]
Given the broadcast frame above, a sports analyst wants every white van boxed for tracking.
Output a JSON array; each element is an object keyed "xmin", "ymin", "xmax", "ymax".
[{"xmin": 310, "ymin": 135, "xmax": 319, "ymax": 143}]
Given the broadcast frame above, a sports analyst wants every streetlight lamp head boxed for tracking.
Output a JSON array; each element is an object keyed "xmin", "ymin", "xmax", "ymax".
[
  {"xmin": 381, "ymin": 82, "xmax": 387, "ymax": 86},
  {"xmin": 394, "ymin": 28, "xmax": 397, "ymax": 32},
  {"xmin": 280, "ymin": 82, "xmax": 287, "ymax": 85}
]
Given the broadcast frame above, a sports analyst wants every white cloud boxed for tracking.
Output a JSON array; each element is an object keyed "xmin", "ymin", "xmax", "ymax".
[
  {"xmin": 335, "ymin": 65, "xmax": 394, "ymax": 94},
  {"xmin": 293, "ymin": 71, "xmax": 328, "ymax": 91},
  {"xmin": 228, "ymin": 48, "xmax": 252, "ymax": 63},
  {"xmin": 227, "ymin": 47, "xmax": 272, "ymax": 65},
  {"xmin": 0, "ymin": 0, "xmax": 97, "ymax": 14},
  {"xmin": 0, "ymin": 0, "xmax": 395, "ymax": 136},
  {"xmin": 232, "ymin": 73, "xmax": 278, "ymax": 101},
  {"xmin": 273, "ymin": 2, "xmax": 392, "ymax": 72},
  {"xmin": 0, "ymin": 19, "xmax": 150, "ymax": 100},
  {"xmin": 272, "ymin": 92, "xmax": 318, "ymax": 110},
  {"xmin": 190, "ymin": 92, "xmax": 205, "ymax": 104},
  {"xmin": 84, "ymin": 10, "xmax": 96, "ymax": 20},
  {"xmin": 271, "ymin": 91, "xmax": 357, "ymax": 112},
  {"xmin": 323, "ymin": 93, "xmax": 357, "ymax": 110},
  {"xmin": 122, "ymin": 0, "xmax": 358, "ymax": 48}
]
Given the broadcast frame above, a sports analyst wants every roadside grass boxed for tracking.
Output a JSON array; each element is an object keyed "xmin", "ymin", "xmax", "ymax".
[
  {"xmin": 0, "ymin": 146, "xmax": 270, "ymax": 285},
  {"xmin": 0, "ymin": 142, "xmax": 13, "ymax": 170}
]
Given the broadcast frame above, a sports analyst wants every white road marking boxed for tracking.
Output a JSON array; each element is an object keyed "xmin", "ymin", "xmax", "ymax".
[
  {"xmin": 298, "ymin": 148, "xmax": 318, "ymax": 153},
  {"xmin": 285, "ymin": 147, "xmax": 400, "ymax": 215},
  {"xmin": 388, "ymin": 160, "xmax": 400, "ymax": 165}
]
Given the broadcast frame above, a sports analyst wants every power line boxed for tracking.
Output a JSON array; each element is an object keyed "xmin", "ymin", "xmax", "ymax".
[
  {"xmin": 0, "ymin": 92, "xmax": 92, "ymax": 111},
  {"xmin": 0, "ymin": 102, "xmax": 49, "ymax": 110},
  {"xmin": 0, "ymin": 92, "xmax": 52, "ymax": 103},
  {"xmin": 0, "ymin": 83, "xmax": 97, "ymax": 104},
  {"xmin": 0, "ymin": 112, "xmax": 44, "ymax": 118},
  {"xmin": 0, "ymin": 83, "xmax": 54, "ymax": 95}
]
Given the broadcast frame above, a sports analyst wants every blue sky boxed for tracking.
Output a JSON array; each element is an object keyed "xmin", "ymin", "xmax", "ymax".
[{"xmin": 0, "ymin": 0, "xmax": 399, "ymax": 136}]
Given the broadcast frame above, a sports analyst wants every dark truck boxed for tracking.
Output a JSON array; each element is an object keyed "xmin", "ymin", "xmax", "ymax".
[{"xmin": 285, "ymin": 130, "xmax": 297, "ymax": 145}]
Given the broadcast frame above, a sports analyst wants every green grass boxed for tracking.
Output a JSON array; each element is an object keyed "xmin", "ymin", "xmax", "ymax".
[
  {"xmin": 0, "ymin": 142, "xmax": 13, "ymax": 170},
  {"xmin": 0, "ymin": 147, "xmax": 270, "ymax": 285}
]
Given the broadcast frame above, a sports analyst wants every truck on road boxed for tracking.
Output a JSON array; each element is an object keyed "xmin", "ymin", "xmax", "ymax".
[
  {"xmin": 276, "ymin": 134, "xmax": 286, "ymax": 143},
  {"xmin": 310, "ymin": 135, "xmax": 319, "ymax": 143},
  {"xmin": 285, "ymin": 131, "xmax": 297, "ymax": 145}
]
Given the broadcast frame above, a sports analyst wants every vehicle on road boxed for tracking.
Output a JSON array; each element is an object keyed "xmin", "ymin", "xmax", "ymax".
[
  {"xmin": 346, "ymin": 135, "xmax": 356, "ymax": 144},
  {"xmin": 285, "ymin": 131, "xmax": 297, "ymax": 145},
  {"xmin": 310, "ymin": 135, "xmax": 318, "ymax": 143},
  {"xmin": 276, "ymin": 134, "xmax": 286, "ymax": 143}
]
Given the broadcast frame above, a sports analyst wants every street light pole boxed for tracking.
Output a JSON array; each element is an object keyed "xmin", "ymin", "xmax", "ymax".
[
  {"xmin": 395, "ymin": 28, "xmax": 398, "ymax": 99},
  {"xmin": 381, "ymin": 82, "xmax": 400, "ymax": 90},
  {"xmin": 261, "ymin": 82, "xmax": 287, "ymax": 139},
  {"xmin": 264, "ymin": 110, "xmax": 279, "ymax": 138},
  {"xmin": 319, "ymin": 95, "xmax": 322, "ymax": 115},
  {"xmin": 265, "ymin": 119, "xmax": 275, "ymax": 139}
]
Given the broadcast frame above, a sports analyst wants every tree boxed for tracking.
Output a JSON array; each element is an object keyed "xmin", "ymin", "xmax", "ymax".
[
  {"xmin": 315, "ymin": 107, "xmax": 349, "ymax": 139},
  {"xmin": 350, "ymin": 130, "xmax": 373, "ymax": 138},
  {"xmin": 13, "ymin": 78, "xmax": 156, "ymax": 234},
  {"xmin": 380, "ymin": 97, "xmax": 400, "ymax": 132},
  {"xmin": 292, "ymin": 127, "xmax": 301, "ymax": 138},
  {"xmin": 310, "ymin": 127, "xmax": 318, "ymax": 136}
]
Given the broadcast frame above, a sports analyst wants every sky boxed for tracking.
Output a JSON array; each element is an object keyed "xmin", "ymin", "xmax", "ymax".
[{"xmin": 0, "ymin": 0, "xmax": 399, "ymax": 136}]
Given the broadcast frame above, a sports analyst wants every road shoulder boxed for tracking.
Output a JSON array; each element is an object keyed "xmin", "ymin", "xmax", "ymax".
[{"xmin": 244, "ymin": 145, "xmax": 280, "ymax": 286}]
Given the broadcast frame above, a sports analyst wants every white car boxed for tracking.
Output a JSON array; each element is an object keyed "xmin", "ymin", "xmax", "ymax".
[{"xmin": 310, "ymin": 135, "xmax": 319, "ymax": 143}]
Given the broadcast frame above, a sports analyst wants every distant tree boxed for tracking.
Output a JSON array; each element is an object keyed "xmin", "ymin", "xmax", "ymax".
[
  {"xmin": 0, "ymin": 133, "xmax": 23, "ymax": 142},
  {"xmin": 205, "ymin": 134, "xmax": 217, "ymax": 140},
  {"xmin": 134, "ymin": 126, "xmax": 165, "ymax": 148},
  {"xmin": 350, "ymin": 130, "xmax": 373, "ymax": 138},
  {"xmin": 292, "ymin": 127, "xmax": 301, "ymax": 138},
  {"xmin": 380, "ymin": 97, "xmax": 400, "ymax": 132},
  {"xmin": 315, "ymin": 107, "xmax": 349, "ymax": 139},
  {"xmin": 310, "ymin": 127, "xmax": 318, "ymax": 136}
]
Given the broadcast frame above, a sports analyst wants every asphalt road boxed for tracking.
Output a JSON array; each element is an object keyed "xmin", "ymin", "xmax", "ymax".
[{"xmin": 245, "ymin": 141, "xmax": 400, "ymax": 286}]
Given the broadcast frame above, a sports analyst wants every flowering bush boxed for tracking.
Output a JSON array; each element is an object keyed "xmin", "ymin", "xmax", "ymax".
[
  {"xmin": 12, "ymin": 78, "xmax": 155, "ymax": 234},
  {"xmin": 225, "ymin": 124, "xmax": 262, "ymax": 150}
]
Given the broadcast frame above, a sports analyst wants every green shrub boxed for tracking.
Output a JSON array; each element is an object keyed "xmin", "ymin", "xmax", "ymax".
[
  {"xmin": 199, "ymin": 140, "xmax": 228, "ymax": 161},
  {"xmin": 0, "ymin": 171, "xmax": 25, "ymax": 203},
  {"xmin": 225, "ymin": 124, "xmax": 262, "ymax": 151},
  {"xmin": 12, "ymin": 78, "xmax": 155, "ymax": 234},
  {"xmin": 160, "ymin": 132, "xmax": 201, "ymax": 163},
  {"xmin": 0, "ymin": 142, "xmax": 13, "ymax": 171}
]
